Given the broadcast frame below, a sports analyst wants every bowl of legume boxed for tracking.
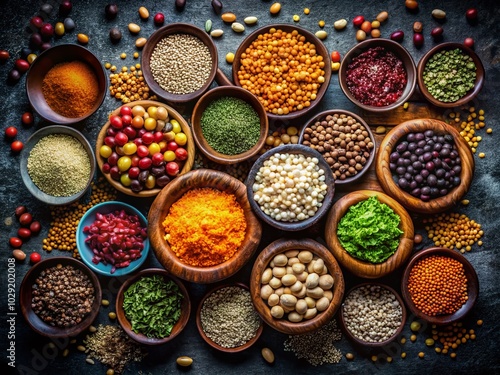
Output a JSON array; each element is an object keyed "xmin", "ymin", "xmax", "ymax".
[
  {"xmin": 116, "ymin": 268, "xmax": 191, "ymax": 345},
  {"xmin": 401, "ymin": 247, "xmax": 479, "ymax": 325},
  {"xmin": 338, "ymin": 38, "xmax": 417, "ymax": 112},
  {"xmin": 20, "ymin": 125, "xmax": 96, "ymax": 205},
  {"xmin": 417, "ymin": 42, "xmax": 485, "ymax": 108},
  {"xmin": 191, "ymin": 86, "xmax": 269, "ymax": 164},
  {"xmin": 375, "ymin": 118, "xmax": 475, "ymax": 214},
  {"xmin": 19, "ymin": 256, "xmax": 102, "ymax": 338}
]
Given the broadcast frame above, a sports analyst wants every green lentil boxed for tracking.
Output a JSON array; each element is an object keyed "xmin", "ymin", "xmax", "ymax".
[{"xmin": 200, "ymin": 96, "xmax": 261, "ymax": 155}]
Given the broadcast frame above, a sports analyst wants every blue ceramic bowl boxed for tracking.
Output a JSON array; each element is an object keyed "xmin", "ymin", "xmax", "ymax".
[{"xmin": 76, "ymin": 201, "xmax": 149, "ymax": 277}]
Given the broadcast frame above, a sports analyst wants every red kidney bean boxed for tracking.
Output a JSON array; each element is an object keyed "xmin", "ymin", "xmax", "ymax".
[
  {"xmin": 19, "ymin": 213, "xmax": 33, "ymax": 226},
  {"xmin": 431, "ymin": 27, "xmax": 443, "ymax": 39},
  {"xmin": 10, "ymin": 237, "xmax": 23, "ymax": 248},
  {"xmin": 15, "ymin": 206, "xmax": 27, "ymax": 217},
  {"xmin": 30, "ymin": 221, "xmax": 41, "ymax": 235},
  {"xmin": 18, "ymin": 228, "xmax": 32, "ymax": 239},
  {"xmin": 390, "ymin": 30, "xmax": 405, "ymax": 42},
  {"xmin": 413, "ymin": 33, "xmax": 424, "ymax": 47}
]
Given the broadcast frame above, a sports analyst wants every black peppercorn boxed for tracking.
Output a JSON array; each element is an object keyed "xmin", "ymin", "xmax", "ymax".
[{"xmin": 109, "ymin": 27, "xmax": 122, "ymax": 43}]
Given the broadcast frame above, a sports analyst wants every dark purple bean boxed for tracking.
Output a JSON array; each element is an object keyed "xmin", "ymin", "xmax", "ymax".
[
  {"xmin": 396, "ymin": 141, "xmax": 408, "ymax": 152},
  {"xmin": 424, "ymin": 130, "xmax": 434, "ymax": 138},
  {"xmin": 156, "ymin": 175, "xmax": 171, "ymax": 187},
  {"xmin": 425, "ymin": 161, "xmax": 435, "ymax": 171},
  {"xmin": 421, "ymin": 186, "xmax": 431, "ymax": 195},
  {"xmin": 402, "ymin": 150, "xmax": 412, "ymax": 159},
  {"xmin": 390, "ymin": 152, "xmax": 400, "ymax": 162},
  {"xmin": 415, "ymin": 148, "xmax": 424, "ymax": 156},
  {"xmin": 423, "ymin": 152, "xmax": 432, "ymax": 162},
  {"xmin": 453, "ymin": 165, "xmax": 462, "ymax": 174},
  {"xmin": 411, "ymin": 188, "xmax": 421, "ymax": 196},
  {"xmin": 410, "ymin": 180, "xmax": 418, "ymax": 190},
  {"xmin": 436, "ymin": 168, "xmax": 446, "ymax": 178},
  {"xmin": 130, "ymin": 180, "xmax": 143, "ymax": 192},
  {"xmin": 414, "ymin": 174, "xmax": 423, "ymax": 184},
  {"xmin": 413, "ymin": 161, "xmax": 423, "ymax": 170},
  {"xmin": 407, "ymin": 133, "xmax": 416, "ymax": 142},
  {"xmin": 398, "ymin": 178, "xmax": 409, "ymax": 189},
  {"xmin": 427, "ymin": 174, "xmax": 437, "ymax": 186},
  {"xmin": 138, "ymin": 170, "xmax": 149, "ymax": 183},
  {"xmin": 396, "ymin": 166, "xmax": 406, "ymax": 175},
  {"xmin": 420, "ymin": 194, "xmax": 431, "ymax": 201},
  {"xmin": 408, "ymin": 142, "xmax": 418, "ymax": 152},
  {"xmin": 421, "ymin": 169, "xmax": 430, "ymax": 178}
]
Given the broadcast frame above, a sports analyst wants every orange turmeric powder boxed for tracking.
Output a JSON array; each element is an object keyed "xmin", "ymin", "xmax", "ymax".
[
  {"xmin": 42, "ymin": 60, "xmax": 99, "ymax": 118},
  {"xmin": 162, "ymin": 188, "xmax": 247, "ymax": 267}
]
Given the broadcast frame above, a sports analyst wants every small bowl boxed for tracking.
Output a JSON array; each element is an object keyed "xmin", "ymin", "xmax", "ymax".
[
  {"xmin": 26, "ymin": 44, "xmax": 107, "ymax": 124},
  {"xmin": 148, "ymin": 169, "xmax": 262, "ymax": 284},
  {"xmin": 20, "ymin": 125, "xmax": 96, "ymax": 206},
  {"xmin": 339, "ymin": 38, "xmax": 417, "ymax": 112},
  {"xmin": 246, "ymin": 144, "xmax": 335, "ymax": 231},
  {"xmin": 95, "ymin": 100, "xmax": 195, "ymax": 198},
  {"xmin": 76, "ymin": 201, "xmax": 149, "ymax": 277},
  {"xmin": 196, "ymin": 283, "xmax": 263, "ymax": 353},
  {"xmin": 250, "ymin": 238, "xmax": 345, "ymax": 335},
  {"xmin": 376, "ymin": 118, "xmax": 474, "ymax": 214},
  {"xmin": 116, "ymin": 268, "xmax": 191, "ymax": 345},
  {"xmin": 339, "ymin": 282, "xmax": 407, "ymax": 348},
  {"xmin": 401, "ymin": 247, "xmax": 479, "ymax": 325},
  {"xmin": 324, "ymin": 190, "xmax": 414, "ymax": 279},
  {"xmin": 298, "ymin": 109, "xmax": 376, "ymax": 185},
  {"xmin": 142, "ymin": 23, "xmax": 218, "ymax": 105},
  {"xmin": 417, "ymin": 42, "xmax": 485, "ymax": 108},
  {"xmin": 20, "ymin": 256, "xmax": 102, "ymax": 338},
  {"xmin": 191, "ymin": 86, "xmax": 269, "ymax": 165}
]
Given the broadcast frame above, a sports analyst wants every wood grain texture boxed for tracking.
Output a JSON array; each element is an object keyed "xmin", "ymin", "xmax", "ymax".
[
  {"xmin": 324, "ymin": 190, "xmax": 414, "ymax": 279},
  {"xmin": 250, "ymin": 238, "xmax": 345, "ymax": 335},
  {"xmin": 95, "ymin": 100, "xmax": 195, "ymax": 197},
  {"xmin": 375, "ymin": 118, "xmax": 475, "ymax": 214},
  {"xmin": 147, "ymin": 169, "xmax": 262, "ymax": 284}
]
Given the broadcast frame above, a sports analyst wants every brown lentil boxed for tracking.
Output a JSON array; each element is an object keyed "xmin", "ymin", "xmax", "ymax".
[{"xmin": 108, "ymin": 65, "xmax": 156, "ymax": 104}]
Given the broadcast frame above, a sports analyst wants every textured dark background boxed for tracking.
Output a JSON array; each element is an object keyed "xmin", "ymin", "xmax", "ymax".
[{"xmin": 1, "ymin": 1, "xmax": 499, "ymax": 374}]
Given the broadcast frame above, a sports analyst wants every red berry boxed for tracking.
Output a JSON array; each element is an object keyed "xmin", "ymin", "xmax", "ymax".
[
  {"xmin": 154, "ymin": 13, "xmax": 165, "ymax": 26},
  {"xmin": 151, "ymin": 152, "xmax": 164, "ymax": 166},
  {"xmin": 464, "ymin": 38, "xmax": 474, "ymax": 48},
  {"xmin": 167, "ymin": 141, "xmax": 178, "ymax": 152},
  {"xmin": 128, "ymin": 166, "xmax": 140, "ymax": 179},
  {"xmin": 114, "ymin": 132, "xmax": 128, "ymax": 146},
  {"xmin": 120, "ymin": 106, "xmax": 132, "ymax": 116},
  {"xmin": 174, "ymin": 147, "xmax": 188, "ymax": 161},
  {"xmin": 5, "ymin": 126, "xmax": 18, "ymax": 138},
  {"xmin": 29, "ymin": 221, "xmax": 41, "ymax": 234},
  {"xmin": 22, "ymin": 112, "xmax": 34, "ymax": 125},
  {"xmin": 138, "ymin": 157, "xmax": 152, "ymax": 170},
  {"xmin": 9, "ymin": 237, "xmax": 23, "ymax": 248},
  {"xmin": 330, "ymin": 51, "xmax": 341, "ymax": 63},
  {"xmin": 166, "ymin": 161, "xmax": 180, "ymax": 176},
  {"xmin": 353, "ymin": 15, "xmax": 364, "ymax": 27},
  {"xmin": 11, "ymin": 140, "xmax": 24, "ymax": 153},
  {"xmin": 30, "ymin": 252, "xmax": 41, "ymax": 264},
  {"xmin": 136, "ymin": 145, "xmax": 150, "ymax": 158},
  {"xmin": 466, "ymin": 8, "xmax": 478, "ymax": 21}
]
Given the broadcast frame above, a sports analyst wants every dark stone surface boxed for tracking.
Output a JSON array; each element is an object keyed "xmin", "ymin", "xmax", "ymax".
[{"xmin": 1, "ymin": 1, "xmax": 500, "ymax": 374}]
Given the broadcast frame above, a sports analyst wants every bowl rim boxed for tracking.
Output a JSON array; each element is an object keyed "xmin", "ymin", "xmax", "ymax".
[
  {"xmin": 416, "ymin": 42, "xmax": 485, "ymax": 108},
  {"xmin": 195, "ymin": 282, "xmax": 263, "ymax": 353},
  {"xmin": 25, "ymin": 43, "xmax": 107, "ymax": 124},
  {"xmin": 338, "ymin": 38, "xmax": 417, "ymax": 112},
  {"xmin": 76, "ymin": 201, "xmax": 150, "ymax": 277},
  {"xmin": 20, "ymin": 125, "xmax": 96, "ymax": 206},
  {"xmin": 400, "ymin": 247, "xmax": 479, "ymax": 325},
  {"xmin": 115, "ymin": 268, "xmax": 191, "ymax": 345},
  {"xmin": 298, "ymin": 109, "xmax": 376, "ymax": 185},
  {"xmin": 245, "ymin": 143, "xmax": 336, "ymax": 231},
  {"xmin": 19, "ymin": 256, "xmax": 102, "ymax": 338}
]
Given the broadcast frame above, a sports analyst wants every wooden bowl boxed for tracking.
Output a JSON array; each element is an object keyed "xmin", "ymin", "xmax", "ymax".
[
  {"xmin": 141, "ymin": 23, "xmax": 218, "ymax": 105},
  {"xmin": 338, "ymin": 282, "xmax": 407, "ymax": 348},
  {"xmin": 246, "ymin": 144, "xmax": 336, "ymax": 232},
  {"xmin": 417, "ymin": 43, "xmax": 485, "ymax": 108},
  {"xmin": 19, "ymin": 257, "xmax": 102, "ymax": 338},
  {"xmin": 338, "ymin": 38, "xmax": 417, "ymax": 112},
  {"xmin": 250, "ymin": 238, "xmax": 345, "ymax": 335},
  {"xmin": 324, "ymin": 190, "xmax": 414, "ymax": 279},
  {"xmin": 95, "ymin": 100, "xmax": 195, "ymax": 197},
  {"xmin": 148, "ymin": 169, "xmax": 262, "ymax": 283},
  {"xmin": 26, "ymin": 44, "xmax": 107, "ymax": 124},
  {"xmin": 115, "ymin": 268, "xmax": 191, "ymax": 345},
  {"xmin": 298, "ymin": 109, "xmax": 376, "ymax": 185},
  {"xmin": 196, "ymin": 283, "xmax": 263, "ymax": 353},
  {"xmin": 191, "ymin": 86, "xmax": 269, "ymax": 165},
  {"xmin": 376, "ymin": 118, "xmax": 474, "ymax": 214},
  {"xmin": 401, "ymin": 247, "xmax": 479, "ymax": 325}
]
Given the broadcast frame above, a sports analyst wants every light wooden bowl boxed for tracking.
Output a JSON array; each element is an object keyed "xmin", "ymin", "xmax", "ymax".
[
  {"xmin": 376, "ymin": 118, "xmax": 474, "ymax": 214},
  {"xmin": 148, "ymin": 169, "xmax": 262, "ymax": 283},
  {"xmin": 324, "ymin": 190, "xmax": 414, "ymax": 279},
  {"xmin": 95, "ymin": 100, "xmax": 195, "ymax": 197},
  {"xmin": 250, "ymin": 238, "xmax": 345, "ymax": 335}
]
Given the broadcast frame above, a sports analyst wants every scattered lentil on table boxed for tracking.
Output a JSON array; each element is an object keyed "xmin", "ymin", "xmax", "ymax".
[{"xmin": 446, "ymin": 106, "xmax": 487, "ymax": 154}]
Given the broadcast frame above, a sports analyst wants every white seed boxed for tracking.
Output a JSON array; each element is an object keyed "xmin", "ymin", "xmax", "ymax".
[
  {"xmin": 231, "ymin": 22, "xmax": 245, "ymax": 33},
  {"xmin": 210, "ymin": 29, "xmax": 224, "ymax": 38},
  {"xmin": 315, "ymin": 30, "xmax": 328, "ymax": 40},
  {"xmin": 244, "ymin": 16, "xmax": 258, "ymax": 25},
  {"xmin": 334, "ymin": 19, "xmax": 347, "ymax": 30}
]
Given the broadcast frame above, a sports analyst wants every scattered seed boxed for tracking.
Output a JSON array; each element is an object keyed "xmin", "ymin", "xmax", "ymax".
[
  {"xmin": 128, "ymin": 23, "xmax": 141, "ymax": 34},
  {"xmin": 62, "ymin": 349, "xmax": 69, "ymax": 357},
  {"xmin": 334, "ymin": 19, "xmax": 347, "ymax": 30},
  {"xmin": 315, "ymin": 30, "xmax": 327, "ymax": 40},
  {"xmin": 89, "ymin": 325, "xmax": 97, "ymax": 333},
  {"xmin": 210, "ymin": 29, "xmax": 224, "ymax": 38},
  {"xmin": 244, "ymin": 16, "xmax": 258, "ymax": 25},
  {"xmin": 86, "ymin": 358, "xmax": 95, "ymax": 365},
  {"xmin": 261, "ymin": 347, "xmax": 275, "ymax": 364},
  {"xmin": 176, "ymin": 356, "xmax": 193, "ymax": 367},
  {"xmin": 375, "ymin": 126, "xmax": 386, "ymax": 134},
  {"xmin": 401, "ymin": 352, "xmax": 407, "ymax": 359},
  {"xmin": 205, "ymin": 20, "xmax": 212, "ymax": 33},
  {"xmin": 293, "ymin": 15, "xmax": 300, "ymax": 22},
  {"xmin": 432, "ymin": 9, "xmax": 446, "ymax": 19},
  {"xmin": 270, "ymin": 3, "xmax": 281, "ymax": 15},
  {"xmin": 138, "ymin": 6, "xmax": 149, "ymax": 19},
  {"xmin": 135, "ymin": 37, "xmax": 147, "ymax": 48},
  {"xmin": 461, "ymin": 199, "xmax": 470, "ymax": 205},
  {"xmin": 376, "ymin": 11, "xmax": 389, "ymax": 22},
  {"xmin": 108, "ymin": 312, "xmax": 117, "ymax": 320},
  {"xmin": 101, "ymin": 299, "xmax": 110, "ymax": 307},
  {"xmin": 77, "ymin": 34, "xmax": 89, "ymax": 44},
  {"xmin": 303, "ymin": 8, "xmax": 310, "ymax": 15},
  {"xmin": 231, "ymin": 22, "xmax": 245, "ymax": 33},
  {"xmin": 226, "ymin": 52, "xmax": 235, "ymax": 63},
  {"xmin": 345, "ymin": 352, "xmax": 354, "ymax": 360},
  {"xmin": 221, "ymin": 12, "xmax": 236, "ymax": 23},
  {"xmin": 403, "ymin": 102, "xmax": 409, "ymax": 110},
  {"xmin": 318, "ymin": 20, "xmax": 325, "ymax": 28},
  {"xmin": 479, "ymin": 152, "xmax": 485, "ymax": 158},
  {"xmin": 77, "ymin": 345, "xmax": 86, "ymax": 352}
]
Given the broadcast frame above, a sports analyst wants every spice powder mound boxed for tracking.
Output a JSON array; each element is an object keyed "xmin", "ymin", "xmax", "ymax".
[{"xmin": 162, "ymin": 187, "xmax": 247, "ymax": 267}]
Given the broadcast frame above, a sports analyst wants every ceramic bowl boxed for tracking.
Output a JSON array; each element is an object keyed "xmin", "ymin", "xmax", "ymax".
[
  {"xmin": 401, "ymin": 247, "xmax": 479, "ymax": 325},
  {"xmin": 338, "ymin": 38, "xmax": 417, "ymax": 112},
  {"xmin": 324, "ymin": 190, "xmax": 414, "ymax": 279},
  {"xmin": 147, "ymin": 169, "xmax": 262, "ymax": 284},
  {"xmin": 26, "ymin": 44, "xmax": 107, "ymax": 124},
  {"xmin": 19, "ymin": 256, "xmax": 102, "ymax": 338},
  {"xmin": 20, "ymin": 125, "xmax": 96, "ymax": 206},
  {"xmin": 76, "ymin": 201, "xmax": 149, "ymax": 277},
  {"xmin": 115, "ymin": 268, "xmax": 191, "ymax": 345},
  {"xmin": 417, "ymin": 42, "xmax": 485, "ymax": 108},
  {"xmin": 376, "ymin": 118, "xmax": 474, "ymax": 214}
]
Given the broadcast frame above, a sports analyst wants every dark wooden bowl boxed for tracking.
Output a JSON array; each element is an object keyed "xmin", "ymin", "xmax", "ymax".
[
  {"xmin": 196, "ymin": 283, "xmax": 263, "ymax": 353},
  {"xmin": 338, "ymin": 38, "xmax": 417, "ymax": 112},
  {"xmin": 141, "ymin": 23, "xmax": 218, "ymax": 105},
  {"xmin": 417, "ymin": 43, "xmax": 485, "ymax": 108},
  {"xmin": 19, "ymin": 257, "xmax": 102, "ymax": 338},
  {"xmin": 401, "ymin": 247, "xmax": 479, "ymax": 325},
  {"xmin": 115, "ymin": 268, "xmax": 191, "ymax": 345},
  {"xmin": 250, "ymin": 238, "xmax": 345, "ymax": 335},
  {"xmin": 298, "ymin": 109, "xmax": 376, "ymax": 185},
  {"xmin": 95, "ymin": 100, "xmax": 195, "ymax": 198},
  {"xmin": 191, "ymin": 86, "xmax": 269, "ymax": 165},
  {"xmin": 246, "ymin": 144, "xmax": 336, "ymax": 232},
  {"xmin": 324, "ymin": 190, "xmax": 414, "ymax": 279},
  {"xmin": 148, "ymin": 169, "xmax": 262, "ymax": 283},
  {"xmin": 338, "ymin": 282, "xmax": 407, "ymax": 348},
  {"xmin": 26, "ymin": 43, "xmax": 107, "ymax": 124},
  {"xmin": 376, "ymin": 118, "xmax": 474, "ymax": 214}
]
